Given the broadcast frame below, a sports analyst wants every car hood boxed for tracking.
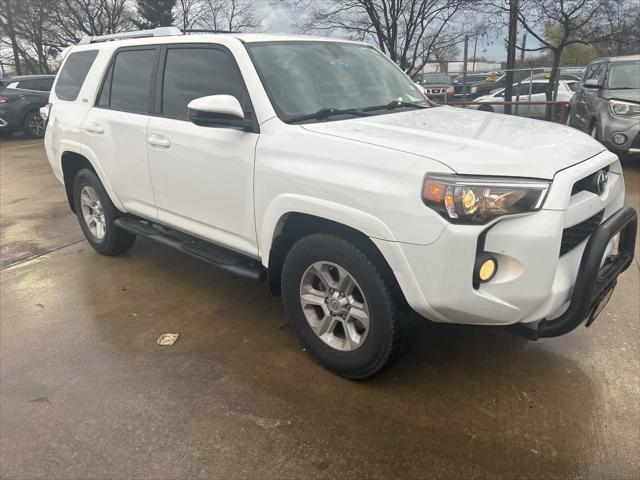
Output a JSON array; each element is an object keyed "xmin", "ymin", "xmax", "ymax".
[
  {"xmin": 423, "ymin": 83, "xmax": 450, "ymax": 88},
  {"xmin": 600, "ymin": 89, "xmax": 640, "ymax": 103},
  {"xmin": 301, "ymin": 106, "xmax": 605, "ymax": 179}
]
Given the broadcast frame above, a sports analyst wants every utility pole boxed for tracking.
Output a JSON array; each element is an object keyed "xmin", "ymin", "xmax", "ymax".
[
  {"xmin": 520, "ymin": 32, "xmax": 527, "ymax": 64},
  {"xmin": 504, "ymin": 0, "xmax": 519, "ymax": 115},
  {"xmin": 472, "ymin": 36, "xmax": 478, "ymax": 72},
  {"xmin": 462, "ymin": 35, "xmax": 469, "ymax": 100}
]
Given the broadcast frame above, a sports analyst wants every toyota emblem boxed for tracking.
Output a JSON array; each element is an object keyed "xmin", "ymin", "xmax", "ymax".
[{"xmin": 595, "ymin": 170, "xmax": 608, "ymax": 195}]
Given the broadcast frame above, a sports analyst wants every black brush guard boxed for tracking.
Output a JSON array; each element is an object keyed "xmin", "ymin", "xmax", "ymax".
[{"xmin": 517, "ymin": 206, "xmax": 637, "ymax": 340}]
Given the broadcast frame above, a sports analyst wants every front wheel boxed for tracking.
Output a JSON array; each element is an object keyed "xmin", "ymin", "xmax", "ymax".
[
  {"xmin": 281, "ymin": 233, "xmax": 410, "ymax": 379},
  {"xmin": 72, "ymin": 169, "xmax": 136, "ymax": 255}
]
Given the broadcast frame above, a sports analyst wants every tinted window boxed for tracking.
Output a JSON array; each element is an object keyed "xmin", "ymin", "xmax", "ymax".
[
  {"xmin": 17, "ymin": 79, "xmax": 37, "ymax": 90},
  {"xmin": 18, "ymin": 78, "xmax": 54, "ymax": 91},
  {"xmin": 161, "ymin": 47, "xmax": 247, "ymax": 120},
  {"xmin": 55, "ymin": 50, "xmax": 98, "ymax": 101},
  {"xmin": 103, "ymin": 49, "xmax": 156, "ymax": 113}
]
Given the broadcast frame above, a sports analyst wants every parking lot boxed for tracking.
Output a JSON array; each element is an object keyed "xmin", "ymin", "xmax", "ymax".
[{"xmin": 1, "ymin": 136, "xmax": 638, "ymax": 479}]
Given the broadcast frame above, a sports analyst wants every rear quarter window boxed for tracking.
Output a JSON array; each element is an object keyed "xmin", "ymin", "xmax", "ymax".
[{"xmin": 55, "ymin": 50, "xmax": 98, "ymax": 101}]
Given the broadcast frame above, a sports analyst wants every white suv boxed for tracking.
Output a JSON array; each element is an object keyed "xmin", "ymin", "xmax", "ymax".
[{"xmin": 43, "ymin": 28, "xmax": 637, "ymax": 378}]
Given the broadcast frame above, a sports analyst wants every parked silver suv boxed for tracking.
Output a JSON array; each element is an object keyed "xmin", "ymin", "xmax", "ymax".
[{"xmin": 568, "ymin": 55, "xmax": 640, "ymax": 155}]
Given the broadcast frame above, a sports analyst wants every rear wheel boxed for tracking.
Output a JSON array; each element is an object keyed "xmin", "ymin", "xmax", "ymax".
[
  {"xmin": 478, "ymin": 105, "xmax": 494, "ymax": 112},
  {"xmin": 22, "ymin": 111, "xmax": 45, "ymax": 138},
  {"xmin": 281, "ymin": 233, "xmax": 410, "ymax": 379},
  {"xmin": 72, "ymin": 169, "xmax": 136, "ymax": 255}
]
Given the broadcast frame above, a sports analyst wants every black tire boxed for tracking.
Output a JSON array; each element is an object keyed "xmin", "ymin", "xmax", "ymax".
[
  {"xmin": 281, "ymin": 233, "xmax": 410, "ymax": 379},
  {"xmin": 72, "ymin": 168, "xmax": 136, "ymax": 255},
  {"xmin": 22, "ymin": 111, "xmax": 45, "ymax": 138},
  {"xmin": 478, "ymin": 105, "xmax": 493, "ymax": 112}
]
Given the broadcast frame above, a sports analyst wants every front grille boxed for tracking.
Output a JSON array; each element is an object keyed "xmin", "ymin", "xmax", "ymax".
[
  {"xmin": 571, "ymin": 166, "xmax": 609, "ymax": 196},
  {"xmin": 560, "ymin": 210, "xmax": 604, "ymax": 256},
  {"xmin": 426, "ymin": 88, "xmax": 445, "ymax": 94}
]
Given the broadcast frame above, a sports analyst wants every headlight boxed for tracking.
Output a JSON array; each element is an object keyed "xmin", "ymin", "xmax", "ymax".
[
  {"xmin": 608, "ymin": 99, "xmax": 640, "ymax": 117},
  {"xmin": 471, "ymin": 86, "xmax": 478, "ymax": 93},
  {"xmin": 422, "ymin": 174, "xmax": 550, "ymax": 225}
]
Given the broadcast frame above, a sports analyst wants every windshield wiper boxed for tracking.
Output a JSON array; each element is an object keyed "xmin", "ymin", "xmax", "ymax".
[
  {"xmin": 287, "ymin": 107, "xmax": 370, "ymax": 124},
  {"xmin": 363, "ymin": 100, "xmax": 428, "ymax": 112}
]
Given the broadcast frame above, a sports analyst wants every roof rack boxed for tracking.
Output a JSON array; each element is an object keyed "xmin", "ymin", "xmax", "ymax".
[
  {"xmin": 183, "ymin": 29, "xmax": 234, "ymax": 34},
  {"xmin": 78, "ymin": 26, "xmax": 183, "ymax": 45}
]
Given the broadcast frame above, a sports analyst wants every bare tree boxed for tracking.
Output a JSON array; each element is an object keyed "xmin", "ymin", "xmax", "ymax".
[
  {"xmin": 178, "ymin": 0, "xmax": 263, "ymax": 32},
  {"xmin": 0, "ymin": 0, "xmax": 57, "ymax": 73},
  {"xmin": 276, "ymin": 0, "xmax": 481, "ymax": 77},
  {"xmin": 175, "ymin": 0, "xmax": 207, "ymax": 30},
  {"xmin": 491, "ymin": 0, "xmax": 633, "ymax": 119},
  {"xmin": 50, "ymin": 0, "xmax": 133, "ymax": 46}
]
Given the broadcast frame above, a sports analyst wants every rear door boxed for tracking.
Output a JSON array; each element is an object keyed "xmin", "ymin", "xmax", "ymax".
[
  {"xmin": 82, "ymin": 46, "xmax": 159, "ymax": 220},
  {"xmin": 146, "ymin": 44, "xmax": 259, "ymax": 255}
]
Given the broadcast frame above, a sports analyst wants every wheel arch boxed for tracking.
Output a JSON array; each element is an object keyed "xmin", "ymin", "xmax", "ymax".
[
  {"xmin": 265, "ymin": 211, "xmax": 409, "ymax": 312},
  {"xmin": 61, "ymin": 150, "xmax": 124, "ymax": 213}
]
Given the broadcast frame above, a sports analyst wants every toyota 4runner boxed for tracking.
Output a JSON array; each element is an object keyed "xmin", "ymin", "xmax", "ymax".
[{"xmin": 43, "ymin": 28, "xmax": 637, "ymax": 379}]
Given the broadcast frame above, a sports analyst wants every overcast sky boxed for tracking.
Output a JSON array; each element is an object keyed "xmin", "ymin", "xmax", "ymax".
[{"xmin": 253, "ymin": 0, "xmax": 511, "ymax": 61}]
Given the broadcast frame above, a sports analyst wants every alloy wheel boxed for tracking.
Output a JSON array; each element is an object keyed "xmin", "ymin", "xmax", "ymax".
[
  {"xmin": 299, "ymin": 261, "xmax": 370, "ymax": 351},
  {"xmin": 80, "ymin": 186, "xmax": 107, "ymax": 240},
  {"xmin": 26, "ymin": 114, "xmax": 45, "ymax": 137}
]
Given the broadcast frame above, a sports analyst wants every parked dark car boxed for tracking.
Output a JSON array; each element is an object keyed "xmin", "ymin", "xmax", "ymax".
[
  {"xmin": 567, "ymin": 55, "xmax": 640, "ymax": 155},
  {"xmin": 0, "ymin": 74, "xmax": 55, "ymax": 138},
  {"xmin": 452, "ymin": 73, "xmax": 489, "ymax": 96},
  {"xmin": 415, "ymin": 73, "xmax": 454, "ymax": 101},
  {"xmin": 470, "ymin": 69, "xmax": 545, "ymax": 99}
]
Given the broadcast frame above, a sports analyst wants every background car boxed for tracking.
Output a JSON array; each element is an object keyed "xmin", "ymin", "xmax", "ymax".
[
  {"xmin": 415, "ymin": 73, "xmax": 454, "ymax": 101},
  {"xmin": 472, "ymin": 79, "xmax": 578, "ymax": 118},
  {"xmin": 567, "ymin": 55, "xmax": 640, "ymax": 155},
  {"xmin": 0, "ymin": 74, "xmax": 55, "ymax": 138},
  {"xmin": 470, "ymin": 68, "xmax": 545, "ymax": 98},
  {"xmin": 452, "ymin": 73, "xmax": 490, "ymax": 97}
]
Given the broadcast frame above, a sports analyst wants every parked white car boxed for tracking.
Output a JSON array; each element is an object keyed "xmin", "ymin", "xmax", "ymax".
[
  {"xmin": 43, "ymin": 28, "xmax": 637, "ymax": 378},
  {"xmin": 473, "ymin": 79, "xmax": 578, "ymax": 118}
]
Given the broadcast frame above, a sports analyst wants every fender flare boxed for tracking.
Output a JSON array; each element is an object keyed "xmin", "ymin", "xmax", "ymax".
[
  {"xmin": 61, "ymin": 141, "xmax": 126, "ymax": 212},
  {"xmin": 259, "ymin": 193, "xmax": 397, "ymax": 266}
]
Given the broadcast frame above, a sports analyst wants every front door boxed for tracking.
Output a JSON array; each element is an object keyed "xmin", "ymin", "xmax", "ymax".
[{"xmin": 146, "ymin": 44, "xmax": 259, "ymax": 256}]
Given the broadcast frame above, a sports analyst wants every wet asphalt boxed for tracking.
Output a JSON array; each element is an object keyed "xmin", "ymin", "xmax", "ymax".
[{"xmin": 0, "ymin": 135, "xmax": 638, "ymax": 479}]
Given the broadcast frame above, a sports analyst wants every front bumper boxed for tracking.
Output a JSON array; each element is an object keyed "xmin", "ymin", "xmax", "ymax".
[
  {"xmin": 601, "ymin": 114, "xmax": 640, "ymax": 154},
  {"xmin": 374, "ymin": 151, "xmax": 634, "ymax": 332},
  {"xmin": 523, "ymin": 206, "xmax": 637, "ymax": 338}
]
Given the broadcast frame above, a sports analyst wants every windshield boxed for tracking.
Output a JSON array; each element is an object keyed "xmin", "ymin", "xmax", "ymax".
[
  {"xmin": 418, "ymin": 74, "xmax": 450, "ymax": 85},
  {"xmin": 607, "ymin": 62, "xmax": 640, "ymax": 90},
  {"xmin": 246, "ymin": 41, "xmax": 428, "ymax": 123}
]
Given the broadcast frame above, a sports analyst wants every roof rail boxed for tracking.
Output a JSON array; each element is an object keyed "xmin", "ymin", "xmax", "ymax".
[{"xmin": 78, "ymin": 26, "xmax": 182, "ymax": 45}]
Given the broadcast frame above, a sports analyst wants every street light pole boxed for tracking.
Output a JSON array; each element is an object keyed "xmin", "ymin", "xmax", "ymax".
[{"xmin": 504, "ymin": 0, "xmax": 519, "ymax": 115}]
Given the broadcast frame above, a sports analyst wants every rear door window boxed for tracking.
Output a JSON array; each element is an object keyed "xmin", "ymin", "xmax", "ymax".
[
  {"xmin": 55, "ymin": 50, "xmax": 98, "ymax": 101},
  {"xmin": 160, "ymin": 46, "xmax": 248, "ymax": 120},
  {"xmin": 97, "ymin": 48, "xmax": 156, "ymax": 114}
]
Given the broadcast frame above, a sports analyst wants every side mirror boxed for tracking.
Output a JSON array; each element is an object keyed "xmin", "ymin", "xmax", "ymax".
[
  {"xmin": 187, "ymin": 95, "xmax": 257, "ymax": 132},
  {"xmin": 583, "ymin": 79, "xmax": 602, "ymax": 89}
]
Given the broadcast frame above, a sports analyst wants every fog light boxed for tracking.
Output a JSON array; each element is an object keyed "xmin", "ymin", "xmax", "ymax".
[
  {"xmin": 474, "ymin": 254, "xmax": 497, "ymax": 285},
  {"xmin": 612, "ymin": 133, "xmax": 627, "ymax": 145}
]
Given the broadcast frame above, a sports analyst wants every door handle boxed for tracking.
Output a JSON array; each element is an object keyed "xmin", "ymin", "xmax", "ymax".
[
  {"xmin": 148, "ymin": 134, "xmax": 171, "ymax": 148},
  {"xmin": 85, "ymin": 123, "xmax": 104, "ymax": 134}
]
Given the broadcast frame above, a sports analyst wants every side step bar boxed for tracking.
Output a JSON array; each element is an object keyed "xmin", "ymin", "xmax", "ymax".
[{"xmin": 114, "ymin": 216, "xmax": 265, "ymax": 282}]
